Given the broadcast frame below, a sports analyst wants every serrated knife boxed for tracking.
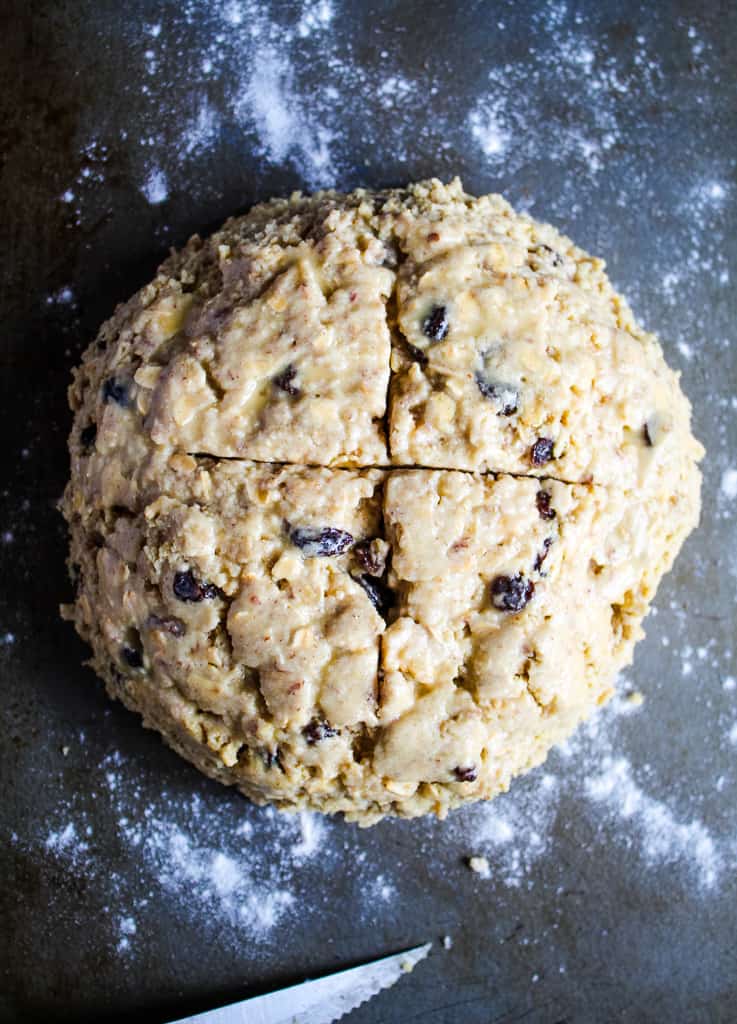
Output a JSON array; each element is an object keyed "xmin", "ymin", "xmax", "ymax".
[{"xmin": 168, "ymin": 942, "xmax": 432, "ymax": 1024}]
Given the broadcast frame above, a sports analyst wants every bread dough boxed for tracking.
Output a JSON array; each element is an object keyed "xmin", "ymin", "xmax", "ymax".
[{"xmin": 62, "ymin": 178, "xmax": 703, "ymax": 823}]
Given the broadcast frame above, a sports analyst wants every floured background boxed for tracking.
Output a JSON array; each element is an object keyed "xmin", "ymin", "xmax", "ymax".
[{"xmin": 2, "ymin": 1, "xmax": 736, "ymax": 1021}]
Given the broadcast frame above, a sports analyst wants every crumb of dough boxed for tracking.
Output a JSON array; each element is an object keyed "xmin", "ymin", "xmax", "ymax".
[{"xmin": 468, "ymin": 855, "xmax": 491, "ymax": 878}]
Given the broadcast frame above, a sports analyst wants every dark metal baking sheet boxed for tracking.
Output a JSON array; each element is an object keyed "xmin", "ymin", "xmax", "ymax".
[{"xmin": 2, "ymin": 2, "xmax": 736, "ymax": 1021}]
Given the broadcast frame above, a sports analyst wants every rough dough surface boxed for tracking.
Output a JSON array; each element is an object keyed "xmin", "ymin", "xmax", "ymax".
[{"xmin": 62, "ymin": 178, "xmax": 703, "ymax": 824}]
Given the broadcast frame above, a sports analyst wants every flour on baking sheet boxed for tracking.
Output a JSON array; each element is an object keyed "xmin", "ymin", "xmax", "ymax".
[
  {"xmin": 30, "ymin": 0, "xmax": 737, "ymax": 962},
  {"xmin": 21, "ymin": 674, "xmax": 737, "ymax": 968},
  {"xmin": 442, "ymin": 691, "xmax": 733, "ymax": 893}
]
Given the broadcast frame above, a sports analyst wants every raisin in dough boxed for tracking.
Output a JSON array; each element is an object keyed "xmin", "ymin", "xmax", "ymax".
[{"xmin": 62, "ymin": 178, "xmax": 703, "ymax": 823}]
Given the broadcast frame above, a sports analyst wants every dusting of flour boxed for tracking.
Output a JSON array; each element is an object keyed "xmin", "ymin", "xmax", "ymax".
[
  {"xmin": 20, "ymin": 682, "xmax": 737, "ymax": 965},
  {"xmin": 454, "ymin": 692, "xmax": 732, "ymax": 894},
  {"xmin": 59, "ymin": 0, "xmax": 721, "ymax": 201},
  {"xmin": 33, "ymin": 0, "xmax": 737, "ymax": 966}
]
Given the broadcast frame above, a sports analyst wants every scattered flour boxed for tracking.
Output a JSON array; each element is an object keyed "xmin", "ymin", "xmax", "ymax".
[
  {"xmin": 181, "ymin": 101, "xmax": 222, "ymax": 158},
  {"xmin": 26, "ymin": 741, "xmax": 411, "ymax": 959},
  {"xmin": 143, "ymin": 824, "xmax": 296, "ymax": 931},
  {"xmin": 291, "ymin": 811, "xmax": 325, "ymax": 863},
  {"xmin": 240, "ymin": 46, "xmax": 335, "ymax": 183},
  {"xmin": 296, "ymin": 0, "xmax": 333, "ymax": 39},
  {"xmin": 29, "ymin": 0, "xmax": 736, "ymax": 962},
  {"xmin": 721, "ymin": 468, "xmax": 737, "ymax": 501},
  {"xmin": 453, "ymin": 692, "xmax": 733, "ymax": 892},
  {"xmin": 46, "ymin": 286, "xmax": 75, "ymax": 306},
  {"xmin": 369, "ymin": 874, "xmax": 396, "ymax": 903},
  {"xmin": 45, "ymin": 822, "xmax": 81, "ymax": 854},
  {"xmin": 20, "ymin": 665, "xmax": 737, "ymax": 964},
  {"xmin": 117, "ymin": 916, "xmax": 137, "ymax": 953},
  {"xmin": 141, "ymin": 167, "xmax": 169, "ymax": 205},
  {"xmin": 60, "ymin": 0, "xmax": 734, "ymax": 319},
  {"xmin": 467, "ymin": 773, "xmax": 559, "ymax": 888},
  {"xmin": 469, "ymin": 102, "xmax": 510, "ymax": 160},
  {"xmin": 584, "ymin": 757, "xmax": 721, "ymax": 889}
]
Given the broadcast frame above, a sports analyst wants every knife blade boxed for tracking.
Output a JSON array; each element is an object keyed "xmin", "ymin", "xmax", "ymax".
[{"xmin": 168, "ymin": 942, "xmax": 432, "ymax": 1024}]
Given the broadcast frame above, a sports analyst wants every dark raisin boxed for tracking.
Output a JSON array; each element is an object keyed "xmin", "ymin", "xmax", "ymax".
[
  {"xmin": 173, "ymin": 569, "xmax": 220, "ymax": 602},
  {"xmin": 148, "ymin": 614, "xmax": 186, "ymax": 637},
  {"xmin": 454, "ymin": 765, "xmax": 478, "ymax": 783},
  {"xmin": 102, "ymin": 377, "xmax": 129, "ymax": 406},
  {"xmin": 422, "ymin": 304, "xmax": 449, "ymax": 342},
  {"xmin": 356, "ymin": 574, "xmax": 393, "ymax": 618},
  {"xmin": 474, "ymin": 373, "xmax": 519, "ymax": 415},
  {"xmin": 273, "ymin": 363, "xmax": 301, "ymax": 397},
  {"xmin": 530, "ymin": 437, "xmax": 555, "ymax": 465},
  {"xmin": 490, "ymin": 574, "xmax": 535, "ymax": 612},
  {"xmin": 536, "ymin": 490, "xmax": 556, "ymax": 521},
  {"xmin": 643, "ymin": 422, "xmax": 653, "ymax": 447},
  {"xmin": 534, "ymin": 537, "xmax": 554, "ymax": 572},
  {"xmin": 354, "ymin": 539, "xmax": 383, "ymax": 575},
  {"xmin": 303, "ymin": 719, "xmax": 338, "ymax": 744},
  {"xmin": 122, "ymin": 646, "xmax": 143, "ymax": 669},
  {"xmin": 80, "ymin": 424, "xmax": 97, "ymax": 449},
  {"xmin": 289, "ymin": 525, "xmax": 353, "ymax": 557}
]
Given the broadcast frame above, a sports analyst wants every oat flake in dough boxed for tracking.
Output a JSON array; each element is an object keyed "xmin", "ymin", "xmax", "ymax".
[{"xmin": 62, "ymin": 178, "xmax": 703, "ymax": 824}]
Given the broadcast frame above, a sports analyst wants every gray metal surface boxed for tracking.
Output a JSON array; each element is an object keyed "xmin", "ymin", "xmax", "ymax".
[{"xmin": 2, "ymin": 2, "xmax": 736, "ymax": 1022}]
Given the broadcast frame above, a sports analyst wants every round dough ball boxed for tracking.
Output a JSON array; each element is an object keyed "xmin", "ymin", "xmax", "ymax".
[{"xmin": 62, "ymin": 179, "xmax": 703, "ymax": 824}]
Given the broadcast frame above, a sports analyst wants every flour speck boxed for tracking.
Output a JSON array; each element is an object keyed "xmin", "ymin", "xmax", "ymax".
[
  {"xmin": 297, "ymin": 0, "xmax": 334, "ymax": 38},
  {"xmin": 141, "ymin": 168, "xmax": 169, "ymax": 205},
  {"xmin": 720, "ymin": 468, "xmax": 737, "ymax": 501},
  {"xmin": 117, "ymin": 916, "xmax": 137, "ymax": 954},
  {"xmin": 468, "ymin": 102, "xmax": 509, "ymax": 159}
]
